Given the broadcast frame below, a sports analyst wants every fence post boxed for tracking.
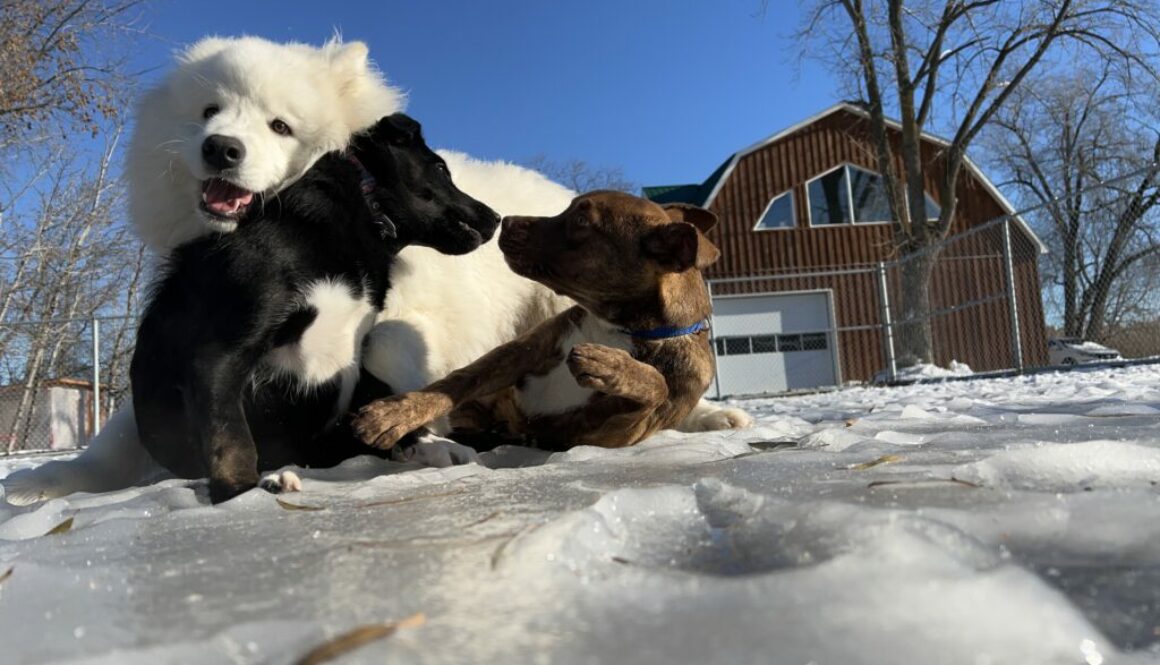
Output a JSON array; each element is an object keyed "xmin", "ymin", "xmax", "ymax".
[
  {"xmin": 707, "ymin": 280, "xmax": 722, "ymax": 400},
  {"xmin": 876, "ymin": 261, "xmax": 897, "ymax": 383},
  {"xmin": 1001, "ymin": 218, "xmax": 1025, "ymax": 372},
  {"xmin": 92, "ymin": 317, "xmax": 101, "ymax": 437}
]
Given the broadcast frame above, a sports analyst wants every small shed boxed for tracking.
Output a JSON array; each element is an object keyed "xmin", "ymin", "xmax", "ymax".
[{"xmin": 0, "ymin": 378, "xmax": 102, "ymax": 451}]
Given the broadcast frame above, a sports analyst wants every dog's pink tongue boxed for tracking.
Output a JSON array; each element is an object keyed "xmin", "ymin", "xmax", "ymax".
[{"xmin": 202, "ymin": 179, "xmax": 254, "ymax": 215}]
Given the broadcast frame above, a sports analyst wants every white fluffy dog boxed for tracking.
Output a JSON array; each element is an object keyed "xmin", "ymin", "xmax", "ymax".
[
  {"xmin": 2, "ymin": 36, "xmax": 750, "ymax": 506},
  {"xmin": 128, "ymin": 36, "xmax": 404, "ymax": 250}
]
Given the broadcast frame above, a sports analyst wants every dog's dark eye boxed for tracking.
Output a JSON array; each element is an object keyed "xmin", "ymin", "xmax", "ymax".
[
  {"xmin": 202, "ymin": 105, "xmax": 220, "ymax": 120},
  {"xmin": 270, "ymin": 119, "xmax": 293, "ymax": 136},
  {"xmin": 436, "ymin": 161, "xmax": 450, "ymax": 175}
]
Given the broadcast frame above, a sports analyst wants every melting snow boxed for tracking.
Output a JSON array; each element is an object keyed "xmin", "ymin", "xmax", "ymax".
[{"xmin": 1, "ymin": 364, "xmax": 1160, "ymax": 664}]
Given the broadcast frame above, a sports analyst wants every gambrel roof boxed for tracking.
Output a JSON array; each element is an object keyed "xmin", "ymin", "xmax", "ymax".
[{"xmin": 644, "ymin": 102, "xmax": 1045, "ymax": 253}]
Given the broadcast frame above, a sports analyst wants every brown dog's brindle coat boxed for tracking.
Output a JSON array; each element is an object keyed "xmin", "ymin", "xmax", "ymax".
[{"xmin": 352, "ymin": 191, "xmax": 722, "ymax": 451}]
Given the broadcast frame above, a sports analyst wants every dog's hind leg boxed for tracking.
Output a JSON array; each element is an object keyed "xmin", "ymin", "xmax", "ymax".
[{"xmin": 2, "ymin": 406, "xmax": 169, "ymax": 506}]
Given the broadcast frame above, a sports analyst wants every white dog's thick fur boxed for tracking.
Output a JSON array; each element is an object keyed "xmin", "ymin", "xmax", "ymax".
[
  {"xmin": 1, "ymin": 37, "xmax": 750, "ymax": 506},
  {"xmin": 128, "ymin": 36, "xmax": 404, "ymax": 250}
]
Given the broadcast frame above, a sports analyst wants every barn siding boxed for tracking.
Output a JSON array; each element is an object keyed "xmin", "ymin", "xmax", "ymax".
[{"xmin": 704, "ymin": 109, "xmax": 1048, "ymax": 383}]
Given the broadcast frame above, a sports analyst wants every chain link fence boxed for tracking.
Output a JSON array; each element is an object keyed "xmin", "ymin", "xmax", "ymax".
[
  {"xmin": 2, "ymin": 168, "xmax": 1157, "ymax": 445},
  {"xmin": 0, "ymin": 316, "xmax": 134, "ymax": 453},
  {"xmin": 708, "ymin": 169, "xmax": 1160, "ymax": 398}
]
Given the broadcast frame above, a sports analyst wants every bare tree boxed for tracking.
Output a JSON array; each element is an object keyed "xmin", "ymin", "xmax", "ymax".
[
  {"xmin": 2, "ymin": 128, "xmax": 140, "ymax": 449},
  {"xmin": 524, "ymin": 154, "xmax": 638, "ymax": 194},
  {"xmin": 797, "ymin": 0, "xmax": 1160, "ymax": 365},
  {"xmin": 0, "ymin": 0, "xmax": 147, "ymax": 450},
  {"xmin": 0, "ymin": 0, "xmax": 143, "ymax": 144},
  {"xmin": 986, "ymin": 67, "xmax": 1160, "ymax": 343}
]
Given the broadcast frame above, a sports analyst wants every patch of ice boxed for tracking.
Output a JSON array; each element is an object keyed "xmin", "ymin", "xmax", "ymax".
[
  {"xmin": 0, "ymin": 498, "xmax": 69, "ymax": 541},
  {"xmin": 873, "ymin": 430, "xmax": 928, "ymax": 446},
  {"xmin": 1, "ymin": 363, "xmax": 1159, "ymax": 662},
  {"xmin": 901, "ymin": 404, "xmax": 935, "ymax": 419},
  {"xmin": 1084, "ymin": 403, "xmax": 1160, "ymax": 417},
  {"xmin": 546, "ymin": 431, "xmax": 753, "ymax": 465},
  {"xmin": 952, "ymin": 440, "xmax": 1160, "ymax": 491},
  {"xmin": 499, "ymin": 482, "xmax": 1113, "ymax": 664},
  {"xmin": 798, "ymin": 427, "xmax": 874, "ymax": 452},
  {"xmin": 1017, "ymin": 412, "xmax": 1090, "ymax": 426}
]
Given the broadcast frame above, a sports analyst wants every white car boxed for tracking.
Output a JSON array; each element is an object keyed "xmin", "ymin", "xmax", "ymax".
[{"xmin": 1047, "ymin": 337, "xmax": 1122, "ymax": 365}]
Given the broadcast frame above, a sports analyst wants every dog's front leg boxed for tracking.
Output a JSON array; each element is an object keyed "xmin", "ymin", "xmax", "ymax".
[
  {"xmin": 567, "ymin": 343, "xmax": 668, "ymax": 407},
  {"xmin": 186, "ymin": 356, "xmax": 260, "ymax": 503},
  {"xmin": 564, "ymin": 343, "xmax": 670, "ymax": 448},
  {"xmin": 352, "ymin": 307, "xmax": 583, "ymax": 449}
]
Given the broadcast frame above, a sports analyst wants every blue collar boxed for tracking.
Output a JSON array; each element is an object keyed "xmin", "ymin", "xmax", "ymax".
[{"xmin": 620, "ymin": 319, "xmax": 709, "ymax": 340}]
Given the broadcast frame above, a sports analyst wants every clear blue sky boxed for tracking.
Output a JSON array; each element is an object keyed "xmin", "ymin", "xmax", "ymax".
[{"xmin": 129, "ymin": 1, "xmax": 839, "ymax": 189}]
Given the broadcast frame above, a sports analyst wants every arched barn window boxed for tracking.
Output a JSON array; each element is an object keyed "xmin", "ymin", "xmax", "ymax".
[
  {"xmin": 805, "ymin": 164, "xmax": 940, "ymax": 226},
  {"xmin": 753, "ymin": 190, "xmax": 795, "ymax": 230}
]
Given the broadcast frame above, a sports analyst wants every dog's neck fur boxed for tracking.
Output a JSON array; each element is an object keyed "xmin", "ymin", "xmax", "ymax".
[{"xmin": 588, "ymin": 269, "xmax": 713, "ymax": 336}]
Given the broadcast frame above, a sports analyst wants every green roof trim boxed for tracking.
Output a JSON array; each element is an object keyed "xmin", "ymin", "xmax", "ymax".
[
  {"xmin": 642, "ymin": 155, "xmax": 734, "ymax": 207},
  {"xmin": 642, "ymin": 184, "xmax": 702, "ymax": 204}
]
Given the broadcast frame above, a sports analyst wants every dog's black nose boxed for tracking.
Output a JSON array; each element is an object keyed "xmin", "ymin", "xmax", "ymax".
[{"xmin": 201, "ymin": 135, "xmax": 246, "ymax": 171}]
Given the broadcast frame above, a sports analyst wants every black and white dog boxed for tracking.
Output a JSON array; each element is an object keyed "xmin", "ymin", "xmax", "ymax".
[{"xmin": 131, "ymin": 113, "xmax": 498, "ymax": 503}]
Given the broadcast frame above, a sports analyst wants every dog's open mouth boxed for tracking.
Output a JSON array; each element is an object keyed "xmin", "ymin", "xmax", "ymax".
[{"xmin": 200, "ymin": 178, "xmax": 254, "ymax": 220}]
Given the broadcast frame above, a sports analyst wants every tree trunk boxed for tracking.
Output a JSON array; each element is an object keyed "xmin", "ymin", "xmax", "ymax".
[
  {"xmin": 1062, "ymin": 218, "xmax": 1081, "ymax": 337},
  {"xmin": 895, "ymin": 250, "xmax": 936, "ymax": 366}
]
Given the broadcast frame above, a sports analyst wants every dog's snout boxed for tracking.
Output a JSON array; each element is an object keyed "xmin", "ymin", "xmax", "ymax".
[
  {"xmin": 202, "ymin": 135, "xmax": 246, "ymax": 171},
  {"xmin": 500, "ymin": 216, "xmax": 535, "ymax": 246},
  {"xmin": 501, "ymin": 216, "xmax": 523, "ymax": 231}
]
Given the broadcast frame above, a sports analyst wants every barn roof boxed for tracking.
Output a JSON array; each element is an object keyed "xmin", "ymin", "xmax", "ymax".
[
  {"xmin": 642, "ymin": 157, "xmax": 732, "ymax": 206},
  {"xmin": 644, "ymin": 102, "xmax": 1046, "ymax": 254}
]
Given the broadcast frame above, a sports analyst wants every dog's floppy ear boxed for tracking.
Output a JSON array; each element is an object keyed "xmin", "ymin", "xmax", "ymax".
[
  {"xmin": 643, "ymin": 221, "xmax": 721, "ymax": 272},
  {"xmin": 662, "ymin": 203, "xmax": 718, "ymax": 234},
  {"xmin": 384, "ymin": 113, "xmax": 421, "ymax": 143}
]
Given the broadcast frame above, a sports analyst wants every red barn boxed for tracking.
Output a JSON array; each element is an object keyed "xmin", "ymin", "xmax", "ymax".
[{"xmin": 644, "ymin": 103, "xmax": 1047, "ymax": 396}]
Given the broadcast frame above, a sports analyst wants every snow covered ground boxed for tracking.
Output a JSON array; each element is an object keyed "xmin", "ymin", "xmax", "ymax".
[{"xmin": 2, "ymin": 364, "xmax": 1160, "ymax": 665}]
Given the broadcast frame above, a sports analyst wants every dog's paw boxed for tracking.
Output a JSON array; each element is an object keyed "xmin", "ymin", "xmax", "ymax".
[
  {"xmin": 259, "ymin": 470, "xmax": 302, "ymax": 494},
  {"xmin": 708, "ymin": 407, "xmax": 755, "ymax": 430},
  {"xmin": 567, "ymin": 343, "xmax": 631, "ymax": 392},
  {"xmin": 352, "ymin": 395, "xmax": 440, "ymax": 450},
  {"xmin": 393, "ymin": 433, "xmax": 480, "ymax": 468},
  {"xmin": 682, "ymin": 405, "xmax": 755, "ymax": 432}
]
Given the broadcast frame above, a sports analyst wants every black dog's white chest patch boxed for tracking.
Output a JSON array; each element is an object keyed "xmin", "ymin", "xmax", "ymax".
[{"xmin": 267, "ymin": 278, "xmax": 376, "ymax": 386}]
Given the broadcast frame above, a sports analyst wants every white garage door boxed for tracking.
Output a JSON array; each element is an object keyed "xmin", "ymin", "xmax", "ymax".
[{"xmin": 710, "ymin": 290, "xmax": 840, "ymax": 397}]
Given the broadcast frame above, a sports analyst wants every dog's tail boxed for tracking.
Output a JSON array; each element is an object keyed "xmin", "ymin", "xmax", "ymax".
[{"xmin": 2, "ymin": 407, "xmax": 163, "ymax": 506}]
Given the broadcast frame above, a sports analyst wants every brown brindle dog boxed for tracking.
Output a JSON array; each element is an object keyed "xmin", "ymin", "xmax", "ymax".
[{"xmin": 351, "ymin": 190, "xmax": 721, "ymax": 451}]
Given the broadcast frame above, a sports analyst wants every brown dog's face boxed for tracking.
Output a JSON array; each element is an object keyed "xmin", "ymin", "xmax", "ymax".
[{"xmin": 499, "ymin": 191, "xmax": 720, "ymax": 313}]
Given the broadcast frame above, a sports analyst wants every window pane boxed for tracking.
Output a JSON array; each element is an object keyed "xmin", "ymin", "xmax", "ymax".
[
  {"xmin": 751, "ymin": 335, "xmax": 778, "ymax": 353},
  {"xmin": 924, "ymin": 193, "xmax": 941, "ymax": 220},
  {"xmin": 807, "ymin": 169, "xmax": 849, "ymax": 225},
  {"xmin": 849, "ymin": 167, "xmax": 893, "ymax": 223},
  {"xmin": 777, "ymin": 334, "xmax": 802, "ymax": 352},
  {"xmin": 802, "ymin": 333, "xmax": 828, "ymax": 350},
  {"xmin": 756, "ymin": 192, "xmax": 794, "ymax": 229},
  {"xmin": 724, "ymin": 337, "xmax": 751, "ymax": 355}
]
